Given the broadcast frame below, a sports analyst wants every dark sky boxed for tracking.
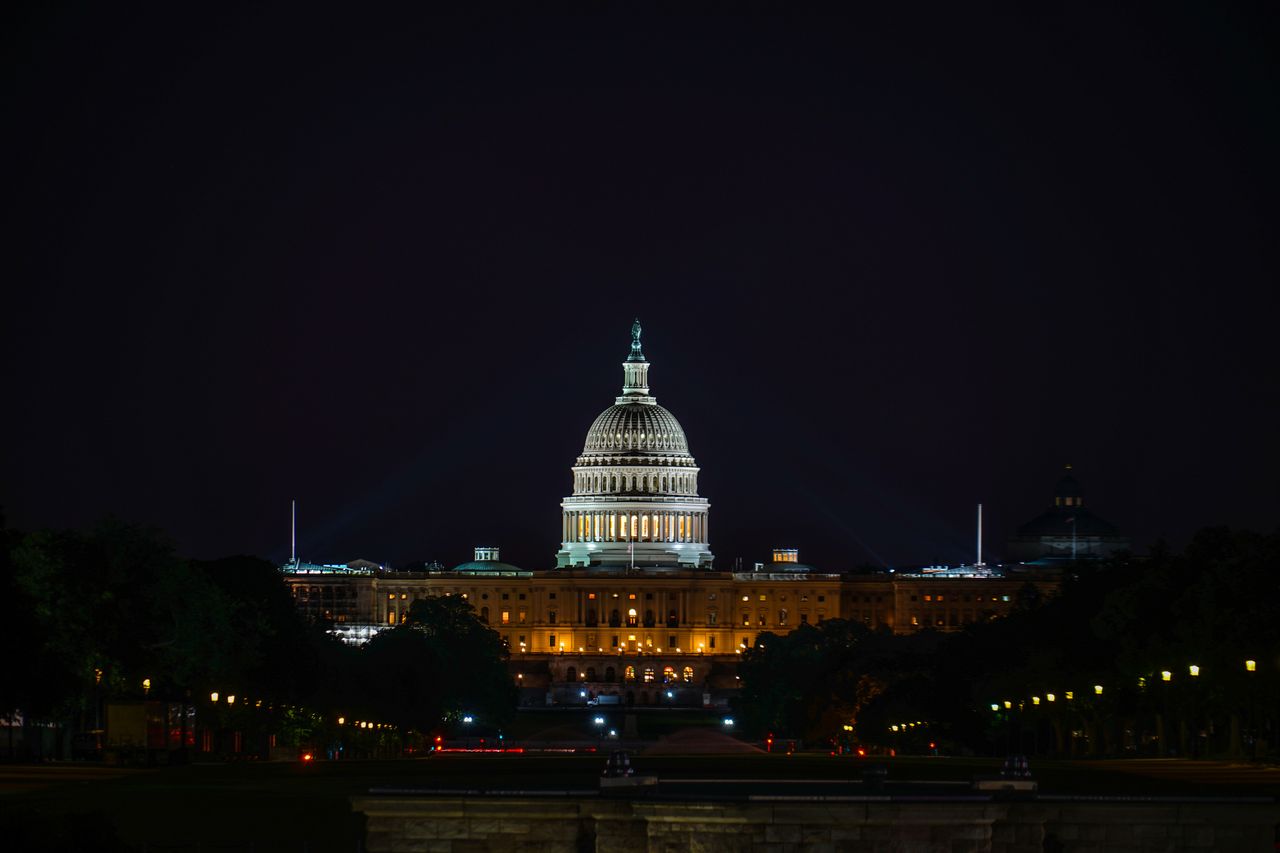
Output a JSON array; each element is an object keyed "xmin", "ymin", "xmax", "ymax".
[{"xmin": 5, "ymin": 5, "xmax": 1277, "ymax": 571}]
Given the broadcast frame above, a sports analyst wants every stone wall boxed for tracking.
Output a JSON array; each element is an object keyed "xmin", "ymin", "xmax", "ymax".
[{"xmin": 352, "ymin": 795, "xmax": 1279, "ymax": 852}]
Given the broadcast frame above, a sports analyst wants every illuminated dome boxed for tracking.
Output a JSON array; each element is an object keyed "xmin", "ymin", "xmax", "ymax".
[
  {"xmin": 583, "ymin": 404, "xmax": 689, "ymax": 455},
  {"xmin": 556, "ymin": 320, "xmax": 713, "ymax": 570}
]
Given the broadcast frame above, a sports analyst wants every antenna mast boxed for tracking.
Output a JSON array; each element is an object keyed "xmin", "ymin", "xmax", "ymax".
[
  {"xmin": 976, "ymin": 503, "xmax": 984, "ymax": 566},
  {"xmin": 291, "ymin": 499, "xmax": 297, "ymax": 564}
]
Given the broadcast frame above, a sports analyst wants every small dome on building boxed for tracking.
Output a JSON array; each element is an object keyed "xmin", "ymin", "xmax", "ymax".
[
  {"xmin": 757, "ymin": 548, "xmax": 816, "ymax": 573},
  {"xmin": 453, "ymin": 546, "xmax": 523, "ymax": 573}
]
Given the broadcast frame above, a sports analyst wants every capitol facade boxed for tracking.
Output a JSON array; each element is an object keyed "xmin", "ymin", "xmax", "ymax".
[{"xmin": 281, "ymin": 322, "xmax": 1066, "ymax": 706}]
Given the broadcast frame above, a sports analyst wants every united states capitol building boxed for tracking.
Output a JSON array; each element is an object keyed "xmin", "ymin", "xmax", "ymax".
[{"xmin": 282, "ymin": 322, "xmax": 1103, "ymax": 706}]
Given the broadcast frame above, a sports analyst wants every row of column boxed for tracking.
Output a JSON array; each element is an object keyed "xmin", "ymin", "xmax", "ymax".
[
  {"xmin": 562, "ymin": 510, "xmax": 708, "ymax": 544},
  {"xmin": 575, "ymin": 589, "xmax": 690, "ymax": 625}
]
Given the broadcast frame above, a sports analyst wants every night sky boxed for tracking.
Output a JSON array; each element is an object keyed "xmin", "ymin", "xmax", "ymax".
[{"xmin": 5, "ymin": 6, "xmax": 1277, "ymax": 571}]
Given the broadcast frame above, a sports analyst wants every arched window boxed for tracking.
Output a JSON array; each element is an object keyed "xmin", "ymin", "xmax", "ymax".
[
  {"xmin": 586, "ymin": 667, "xmax": 597, "ymax": 682},
  {"xmin": 682, "ymin": 666, "xmax": 694, "ymax": 683},
  {"xmin": 627, "ymin": 608, "xmax": 638, "ymax": 627},
  {"xmin": 624, "ymin": 665, "xmax": 636, "ymax": 682},
  {"xmin": 604, "ymin": 666, "xmax": 616, "ymax": 683},
  {"xmin": 566, "ymin": 665, "xmax": 577, "ymax": 682},
  {"xmin": 662, "ymin": 666, "xmax": 675, "ymax": 684},
  {"xmin": 662, "ymin": 475, "xmax": 668, "ymax": 492},
  {"xmin": 643, "ymin": 667, "xmax": 656, "ymax": 683}
]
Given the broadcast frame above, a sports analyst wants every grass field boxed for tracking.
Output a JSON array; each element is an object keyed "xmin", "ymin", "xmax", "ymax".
[{"xmin": 3, "ymin": 752, "xmax": 1277, "ymax": 852}]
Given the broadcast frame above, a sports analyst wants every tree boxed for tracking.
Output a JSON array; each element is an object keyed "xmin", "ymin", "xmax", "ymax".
[{"xmin": 355, "ymin": 596, "xmax": 514, "ymax": 734}]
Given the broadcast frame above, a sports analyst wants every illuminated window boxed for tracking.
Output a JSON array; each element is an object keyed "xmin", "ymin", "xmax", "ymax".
[
  {"xmin": 643, "ymin": 667, "xmax": 656, "ymax": 683},
  {"xmin": 588, "ymin": 593, "xmax": 596, "ymax": 600},
  {"xmin": 682, "ymin": 666, "xmax": 694, "ymax": 683},
  {"xmin": 742, "ymin": 613, "xmax": 751, "ymax": 626},
  {"xmin": 757, "ymin": 614, "xmax": 766, "ymax": 626},
  {"xmin": 518, "ymin": 609, "xmax": 527, "ymax": 623},
  {"xmin": 501, "ymin": 611, "xmax": 510, "ymax": 625},
  {"xmin": 911, "ymin": 615, "xmax": 919, "ymax": 626},
  {"xmin": 627, "ymin": 608, "xmax": 638, "ymax": 626},
  {"xmin": 662, "ymin": 666, "xmax": 675, "ymax": 684},
  {"xmin": 628, "ymin": 593, "xmax": 636, "ymax": 600},
  {"xmin": 624, "ymin": 665, "xmax": 636, "ymax": 682},
  {"xmin": 924, "ymin": 595, "xmax": 932, "ymax": 602},
  {"xmin": 759, "ymin": 594, "xmax": 767, "ymax": 601}
]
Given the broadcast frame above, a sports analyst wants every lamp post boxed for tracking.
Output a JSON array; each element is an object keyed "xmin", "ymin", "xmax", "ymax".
[{"xmin": 1245, "ymin": 660, "xmax": 1257, "ymax": 760}]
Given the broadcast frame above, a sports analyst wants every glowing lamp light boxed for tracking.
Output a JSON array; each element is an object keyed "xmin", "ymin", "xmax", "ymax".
[
  {"xmin": 142, "ymin": 678, "xmax": 151, "ymax": 692},
  {"xmin": 1161, "ymin": 670, "xmax": 1172, "ymax": 682},
  {"xmin": 593, "ymin": 716, "xmax": 605, "ymax": 726},
  {"xmin": 990, "ymin": 704, "xmax": 1000, "ymax": 712},
  {"xmin": 1003, "ymin": 700, "xmax": 1012, "ymax": 709},
  {"xmin": 1094, "ymin": 685, "xmax": 1104, "ymax": 695},
  {"xmin": 1246, "ymin": 660, "xmax": 1257, "ymax": 672},
  {"xmin": 1065, "ymin": 691, "xmax": 1074, "ymax": 700},
  {"xmin": 1189, "ymin": 665, "xmax": 1200, "ymax": 677},
  {"xmin": 723, "ymin": 717, "xmax": 736, "ymax": 727},
  {"xmin": 462, "ymin": 715, "xmax": 474, "ymax": 724},
  {"xmin": 227, "ymin": 695, "xmax": 236, "ymax": 705},
  {"xmin": 210, "ymin": 692, "xmax": 219, "ymax": 703},
  {"xmin": 337, "ymin": 717, "xmax": 345, "ymax": 725},
  {"xmin": 1032, "ymin": 696, "xmax": 1040, "ymax": 705},
  {"xmin": 608, "ymin": 729, "xmax": 617, "ymax": 737},
  {"xmin": 891, "ymin": 725, "xmax": 899, "ymax": 732},
  {"xmin": 1046, "ymin": 693, "xmax": 1055, "ymax": 702}
]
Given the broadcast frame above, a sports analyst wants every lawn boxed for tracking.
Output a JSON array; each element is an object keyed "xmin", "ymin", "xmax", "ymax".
[{"xmin": 2, "ymin": 753, "xmax": 1276, "ymax": 852}]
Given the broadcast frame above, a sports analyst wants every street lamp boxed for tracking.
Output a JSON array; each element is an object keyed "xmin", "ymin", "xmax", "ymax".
[
  {"xmin": 1161, "ymin": 671, "xmax": 1172, "ymax": 682},
  {"xmin": 1245, "ymin": 659, "xmax": 1257, "ymax": 672},
  {"xmin": 1189, "ymin": 665, "xmax": 1200, "ymax": 677},
  {"xmin": 227, "ymin": 695, "xmax": 236, "ymax": 705},
  {"xmin": 210, "ymin": 692, "xmax": 219, "ymax": 702},
  {"xmin": 142, "ymin": 678, "xmax": 151, "ymax": 695},
  {"xmin": 1094, "ymin": 685, "xmax": 1104, "ymax": 696}
]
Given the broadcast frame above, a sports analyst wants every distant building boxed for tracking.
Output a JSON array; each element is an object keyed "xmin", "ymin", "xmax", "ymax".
[
  {"xmin": 1005, "ymin": 466, "xmax": 1131, "ymax": 562},
  {"xmin": 281, "ymin": 323, "xmax": 1060, "ymax": 705}
]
